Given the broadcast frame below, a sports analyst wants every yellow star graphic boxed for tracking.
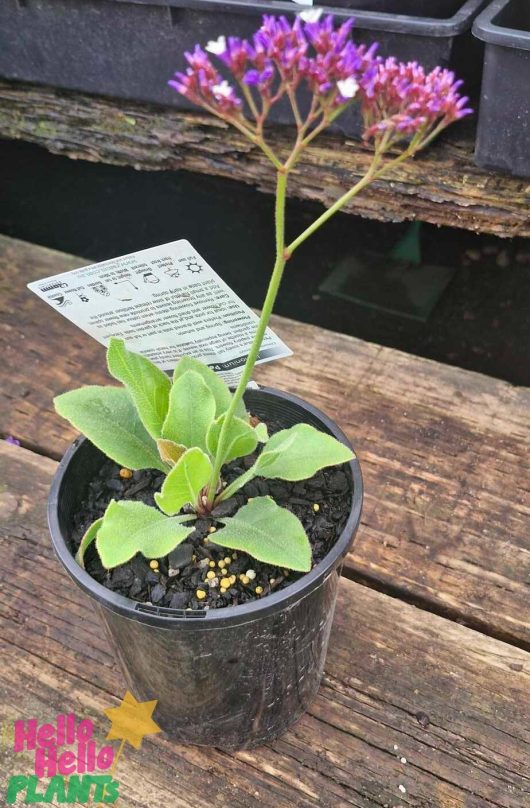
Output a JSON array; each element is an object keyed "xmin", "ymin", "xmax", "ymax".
[{"xmin": 104, "ymin": 691, "xmax": 161, "ymax": 750}]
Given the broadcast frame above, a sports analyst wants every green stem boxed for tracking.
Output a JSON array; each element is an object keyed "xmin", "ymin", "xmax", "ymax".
[
  {"xmin": 219, "ymin": 466, "xmax": 257, "ymax": 502},
  {"xmin": 285, "ymin": 158, "xmax": 380, "ymax": 258},
  {"xmin": 285, "ymin": 143, "xmax": 418, "ymax": 258},
  {"xmin": 204, "ymin": 129, "xmax": 435, "ymax": 507},
  {"xmin": 239, "ymin": 81, "xmax": 261, "ymax": 124},
  {"xmin": 206, "ymin": 170, "xmax": 288, "ymax": 506},
  {"xmin": 201, "ymin": 102, "xmax": 283, "ymax": 170}
]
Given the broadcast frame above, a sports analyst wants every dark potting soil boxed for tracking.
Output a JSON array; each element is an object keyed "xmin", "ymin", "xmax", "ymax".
[{"xmin": 70, "ymin": 420, "xmax": 352, "ymax": 612}]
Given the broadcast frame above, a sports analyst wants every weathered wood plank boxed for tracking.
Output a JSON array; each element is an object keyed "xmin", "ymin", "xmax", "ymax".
[
  {"xmin": 0, "ymin": 80, "xmax": 529, "ymax": 238},
  {"xmin": 1, "ymin": 441, "xmax": 529, "ymax": 808},
  {"xmin": 1, "ymin": 235, "xmax": 529, "ymax": 648}
]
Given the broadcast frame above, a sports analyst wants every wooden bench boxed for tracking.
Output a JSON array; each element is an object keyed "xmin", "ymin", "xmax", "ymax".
[{"xmin": 1, "ymin": 235, "xmax": 530, "ymax": 806}]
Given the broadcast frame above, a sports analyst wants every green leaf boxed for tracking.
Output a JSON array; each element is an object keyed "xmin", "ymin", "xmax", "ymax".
[
  {"xmin": 155, "ymin": 447, "xmax": 212, "ymax": 515},
  {"xmin": 75, "ymin": 518, "xmax": 103, "ymax": 569},
  {"xmin": 253, "ymin": 423, "xmax": 354, "ymax": 481},
  {"xmin": 206, "ymin": 414, "xmax": 259, "ymax": 465},
  {"xmin": 107, "ymin": 337, "xmax": 170, "ymax": 439},
  {"xmin": 162, "ymin": 369, "xmax": 216, "ymax": 451},
  {"xmin": 253, "ymin": 421, "xmax": 269, "ymax": 443},
  {"xmin": 216, "ymin": 496, "xmax": 311, "ymax": 572},
  {"xmin": 96, "ymin": 500, "xmax": 195, "ymax": 568},
  {"xmin": 54, "ymin": 386, "xmax": 166, "ymax": 472},
  {"xmin": 174, "ymin": 356, "xmax": 246, "ymax": 418},
  {"xmin": 157, "ymin": 439, "xmax": 187, "ymax": 467}
]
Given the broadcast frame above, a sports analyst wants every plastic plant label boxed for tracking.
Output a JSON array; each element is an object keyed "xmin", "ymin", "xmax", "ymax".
[{"xmin": 28, "ymin": 240, "xmax": 292, "ymax": 385}]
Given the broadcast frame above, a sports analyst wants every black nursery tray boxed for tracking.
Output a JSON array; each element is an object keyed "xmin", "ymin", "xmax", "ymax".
[
  {"xmin": 0, "ymin": 0, "xmax": 487, "ymax": 139},
  {"xmin": 473, "ymin": 0, "xmax": 530, "ymax": 177}
]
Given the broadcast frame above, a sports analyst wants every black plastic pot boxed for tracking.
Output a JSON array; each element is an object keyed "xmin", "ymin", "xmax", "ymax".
[
  {"xmin": 1, "ymin": 0, "xmax": 486, "ymax": 137},
  {"xmin": 473, "ymin": 0, "xmax": 530, "ymax": 177},
  {"xmin": 48, "ymin": 386, "xmax": 363, "ymax": 750}
]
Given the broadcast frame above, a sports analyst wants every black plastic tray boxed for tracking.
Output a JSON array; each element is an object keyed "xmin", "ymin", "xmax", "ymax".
[
  {"xmin": 473, "ymin": 0, "xmax": 530, "ymax": 177},
  {"xmin": 0, "ymin": 0, "xmax": 487, "ymax": 137}
]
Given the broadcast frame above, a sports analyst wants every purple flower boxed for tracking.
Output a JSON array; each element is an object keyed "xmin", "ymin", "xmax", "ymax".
[
  {"xmin": 250, "ymin": 15, "xmax": 308, "ymax": 89},
  {"xmin": 207, "ymin": 35, "xmax": 252, "ymax": 80},
  {"xmin": 5, "ymin": 435, "xmax": 21, "ymax": 446},
  {"xmin": 168, "ymin": 45, "xmax": 242, "ymax": 117},
  {"xmin": 306, "ymin": 39, "xmax": 380, "ymax": 106},
  {"xmin": 361, "ymin": 59, "xmax": 472, "ymax": 141},
  {"xmin": 304, "ymin": 14, "xmax": 355, "ymax": 55},
  {"xmin": 243, "ymin": 65, "xmax": 275, "ymax": 92}
]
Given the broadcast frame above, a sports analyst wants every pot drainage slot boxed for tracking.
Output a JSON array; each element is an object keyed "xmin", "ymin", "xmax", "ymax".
[{"xmin": 135, "ymin": 603, "xmax": 207, "ymax": 619}]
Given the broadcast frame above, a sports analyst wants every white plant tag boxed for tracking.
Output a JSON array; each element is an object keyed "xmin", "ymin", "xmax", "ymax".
[{"xmin": 28, "ymin": 240, "xmax": 292, "ymax": 385}]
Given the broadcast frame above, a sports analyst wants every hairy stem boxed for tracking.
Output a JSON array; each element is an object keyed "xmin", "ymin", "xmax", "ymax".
[
  {"xmin": 219, "ymin": 466, "xmax": 257, "ymax": 503},
  {"xmin": 285, "ymin": 142, "xmax": 419, "ymax": 258},
  {"xmin": 206, "ymin": 170, "xmax": 288, "ymax": 506},
  {"xmin": 204, "ymin": 124, "xmax": 435, "ymax": 507}
]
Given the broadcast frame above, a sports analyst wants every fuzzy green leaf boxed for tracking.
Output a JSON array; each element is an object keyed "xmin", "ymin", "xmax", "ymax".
[
  {"xmin": 96, "ymin": 500, "xmax": 195, "ymax": 568},
  {"xmin": 206, "ymin": 414, "xmax": 259, "ymax": 465},
  {"xmin": 157, "ymin": 439, "xmax": 187, "ymax": 467},
  {"xmin": 54, "ymin": 386, "xmax": 166, "ymax": 471},
  {"xmin": 253, "ymin": 421, "xmax": 269, "ymax": 443},
  {"xmin": 216, "ymin": 496, "xmax": 311, "ymax": 571},
  {"xmin": 162, "ymin": 369, "xmax": 216, "ymax": 451},
  {"xmin": 75, "ymin": 518, "xmax": 103, "ymax": 569},
  {"xmin": 155, "ymin": 447, "xmax": 212, "ymax": 515},
  {"xmin": 253, "ymin": 423, "xmax": 353, "ymax": 481},
  {"xmin": 174, "ymin": 356, "xmax": 246, "ymax": 418},
  {"xmin": 107, "ymin": 338, "xmax": 170, "ymax": 438}
]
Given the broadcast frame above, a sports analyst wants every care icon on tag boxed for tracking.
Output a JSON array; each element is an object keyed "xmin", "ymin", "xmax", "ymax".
[
  {"xmin": 164, "ymin": 265, "xmax": 180, "ymax": 278},
  {"xmin": 113, "ymin": 278, "xmax": 139, "ymax": 301},
  {"xmin": 185, "ymin": 259, "xmax": 202, "ymax": 274},
  {"xmin": 142, "ymin": 271, "xmax": 160, "ymax": 284},
  {"xmin": 91, "ymin": 282, "xmax": 110, "ymax": 297},
  {"xmin": 49, "ymin": 293, "xmax": 71, "ymax": 308}
]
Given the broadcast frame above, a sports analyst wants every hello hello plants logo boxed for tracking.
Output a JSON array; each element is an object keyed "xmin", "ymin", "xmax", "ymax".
[{"xmin": 5, "ymin": 692, "xmax": 161, "ymax": 804}]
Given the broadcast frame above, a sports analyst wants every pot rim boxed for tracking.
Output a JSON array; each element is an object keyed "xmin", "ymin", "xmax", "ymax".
[
  {"xmin": 48, "ymin": 385, "xmax": 363, "ymax": 629},
  {"xmin": 111, "ymin": 0, "xmax": 487, "ymax": 37},
  {"xmin": 473, "ymin": 0, "xmax": 530, "ymax": 51}
]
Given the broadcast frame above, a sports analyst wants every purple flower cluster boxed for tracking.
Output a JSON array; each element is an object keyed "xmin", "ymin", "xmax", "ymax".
[
  {"xmin": 169, "ymin": 12, "xmax": 471, "ymax": 141},
  {"xmin": 361, "ymin": 58, "xmax": 472, "ymax": 141},
  {"xmin": 169, "ymin": 12, "xmax": 381, "ymax": 120},
  {"xmin": 249, "ymin": 15, "xmax": 308, "ymax": 93},
  {"xmin": 303, "ymin": 14, "xmax": 378, "ymax": 105},
  {"xmin": 168, "ymin": 44, "xmax": 243, "ymax": 117}
]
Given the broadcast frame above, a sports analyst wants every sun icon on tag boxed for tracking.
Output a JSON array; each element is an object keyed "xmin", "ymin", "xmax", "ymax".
[{"xmin": 185, "ymin": 260, "xmax": 203, "ymax": 274}]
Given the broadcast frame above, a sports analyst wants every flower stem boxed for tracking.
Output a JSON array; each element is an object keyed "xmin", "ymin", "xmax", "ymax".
[
  {"xmin": 206, "ymin": 169, "xmax": 288, "ymax": 506},
  {"xmin": 284, "ymin": 158, "xmax": 380, "ymax": 258},
  {"xmin": 285, "ymin": 142, "xmax": 418, "ymax": 258},
  {"xmin": 205, "ymin": 136, "xmax": 426, "ymax": 506}
]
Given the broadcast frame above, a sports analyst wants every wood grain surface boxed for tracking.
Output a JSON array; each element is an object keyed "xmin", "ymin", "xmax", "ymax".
[
  {"xmin": 1, "ymin": 235, "xmax": 529, "ymax": 650},
  {"xmin": 0, "ymin": 81, "xmax": 529, "ymax": 238}
]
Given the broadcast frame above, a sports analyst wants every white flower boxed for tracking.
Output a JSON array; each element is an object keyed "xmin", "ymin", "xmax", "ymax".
[
  {"xmin": 206, "ymin": 35, "xmax": 227, "ymax": 56},
  {"xmin": 212, "ymin": 81, "xmax": 232, "ymax": 99},
  {"xmin": 299, "ymin": 7, "xmax": 323, "ymax": 23},
  {"xmin": 337, "ymin": 77, "xmax": 359, "ymax": 99}
]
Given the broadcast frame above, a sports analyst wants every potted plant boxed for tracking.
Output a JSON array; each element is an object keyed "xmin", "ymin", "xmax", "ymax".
[{"xmin": 48, "ymin": 11, "xmax": 470, "ymax": 750}]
